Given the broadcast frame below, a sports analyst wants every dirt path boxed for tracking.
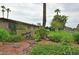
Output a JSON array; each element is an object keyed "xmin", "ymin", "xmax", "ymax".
[
  {"xmin": 0, "ymin": 39, "xmax": 79, "ymax": 55},
  {"xmin": 0, "ymin": 40, "xmax": 36, "ymax": 55}
]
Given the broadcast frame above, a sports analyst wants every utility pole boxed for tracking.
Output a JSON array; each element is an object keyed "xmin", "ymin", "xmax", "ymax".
[{"xmin": 43, "ymin": 3, "xmax": 46, "ymax": 27}]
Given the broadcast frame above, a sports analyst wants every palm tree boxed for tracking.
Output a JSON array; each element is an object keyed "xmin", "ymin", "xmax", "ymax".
[
  {"xmin": 1, "ymin": 6, "xmax": 6, "ymax": 18},
  {"xmin": 61, "ymin": 15, "xmax": 68, "ymax": 29},
  {"xmin": 6, "ymin": 8, "xmax": 11, "ymax": 19},
  {"xmin": 43, "ymin": 3, "xmax": 46, "ymax": 27},
  {"xmin": 54, "ymin": 9, "xmax": 60, "ymax": 15}
]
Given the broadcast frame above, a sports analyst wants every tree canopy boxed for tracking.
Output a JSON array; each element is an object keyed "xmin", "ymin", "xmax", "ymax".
[
  {"xmin": 54, "ymin": 9, "xmax": 61, "ymax": 15},
  {"xmin": 51, "ymin": 9, "xmax": 68, "ymax": 31}
]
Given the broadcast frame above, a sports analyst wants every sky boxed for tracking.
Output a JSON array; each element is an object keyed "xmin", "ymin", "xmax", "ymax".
[{"xmin": 0, "ymin": 3, "xmax": 79, "ymax": 28}]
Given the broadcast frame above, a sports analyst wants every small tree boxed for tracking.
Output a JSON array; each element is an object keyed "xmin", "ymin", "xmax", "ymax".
[
  {"xmin": 6, "ymin": 8, "xmax": 11, "ymax": 19},
  {"xmin": 51, "ymin": 9, "xmax": 68, "ymax": 31},
  {"xmin": 1, "ymin": 6, "xmax": 6, "ymax": 18},
  {"xmin": 51, "ymin": 21, "xmax": 62, "ymax": 31},
  {"xmin": 60, "ymin": 15, "xmax": 68, "ymax": 28},
  {"xmin": 54, "ymin": 9, "xmax": 60, "ymax": 15}
]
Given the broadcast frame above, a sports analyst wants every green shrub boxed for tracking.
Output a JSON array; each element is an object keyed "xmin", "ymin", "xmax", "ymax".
[
  {"xmin": 35, "ymin": 28, "xmax": 48, "ymax": 38},
  {"xmin": 32, "ymin": 33, "xmax": 41, "ymax": 41},
  {"xmin": 0, "ymin": 28, "xmax": 23, "ymax": 42},
  {"xmin": 60, "ymin": 31, "xmax": 74, "ymax": 45},
  {"xmin": 73, "ymin": 32, "xmax": 79, "ymax": 44},
  {"xmin": 32, "ymin": 28, "xmax": 48, "ymax": 41},
  {"xmin": 8, "ymin": 35, "xmax": 23, "ymax": 42},
  {"xmin": 0, "ymin": 29, "xmax": 10, "ymax": 42},
  {"xmin": 48, "ymin": 31, "xmax": 74, "ymax": 44},
  {"xmin": 48, "ymin": 31, "xmax": 62, "ymax": 42},
  {"xmin": 31, "ymin": 44, "xmax": 79, "ymax": 55}
]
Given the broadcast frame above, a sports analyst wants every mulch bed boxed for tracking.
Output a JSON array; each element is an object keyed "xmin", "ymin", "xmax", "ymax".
[{"xmin": 0, "ymin": 40, "xmax": 35, "ymax": 55}]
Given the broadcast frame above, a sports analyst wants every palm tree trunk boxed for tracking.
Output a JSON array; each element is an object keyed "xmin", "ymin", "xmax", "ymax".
[
  {"xmin": 2, "ymin": 12, "xmax": 4, "ymax": 18},
  {"xmin": 57, "ymin": 12, "xmax": 58, "ymax": 15},
  {"xmin": 43, "ymin": 3, "xmax": 46, "ymax": 27},
  {"xmin": 7, "ymin": 12, "xmax": 9, "ymax": 19}
]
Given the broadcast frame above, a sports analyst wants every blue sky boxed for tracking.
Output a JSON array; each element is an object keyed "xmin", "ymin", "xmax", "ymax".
[{"xmin": 0, "ymin": 3, "xmax": 79, "ymax": 28}]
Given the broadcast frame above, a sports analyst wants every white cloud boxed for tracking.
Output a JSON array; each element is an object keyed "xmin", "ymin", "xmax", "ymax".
[
  {"xmin": 0, "ymin": 3, "xmax": 79, "ymax": 28},
  {"xmin": 0, "ymin": 3, "xmax": 43, "ymax": 25}
]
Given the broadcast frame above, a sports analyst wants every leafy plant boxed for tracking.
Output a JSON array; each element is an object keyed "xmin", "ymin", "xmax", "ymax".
[
  {"xmin": 0, "ymin": 28, "xmax": 23, "ymax": 42},
  {"xmin": 73, "ymin": 32, "xmax": 79, "ymax": 44},
  {"xmin": 32, "ymin": 33, "xmax": 41, "ymax": 41},
  {"xmin": 48, "ymin": 31, "xmax": 74, "ymax": 44},
  {"xmin": 32, "ymin": 28, "xmax": 48, "ymax": 41},
  {"xmin": 0, "ymin": 29, "xmax": 10, "ymax": 42},
  {"xmin": 60, "ymin": 31, "xmax": 74, "ymax": 45},
  {"xmin": 31, "ymin": 44, "xmax": 79, "ymax": 55},
  {"xmin": 48, "ymin": 31, "xmax": 62, "ymax": 42},
  {"xmin": 8, "ymin": 35, "xmax": 23, "ymax": 42}
]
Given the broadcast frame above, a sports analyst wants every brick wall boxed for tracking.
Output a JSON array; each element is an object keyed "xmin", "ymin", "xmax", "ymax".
[{"xmin": 0, "ymin": 21, "xmax": 9, "ymax": 31}]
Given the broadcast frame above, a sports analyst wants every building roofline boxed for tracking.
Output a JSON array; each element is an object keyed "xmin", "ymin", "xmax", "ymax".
[{"xmin": 0, "ymin": 18, "xmax": 40, "ymax": 27}]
